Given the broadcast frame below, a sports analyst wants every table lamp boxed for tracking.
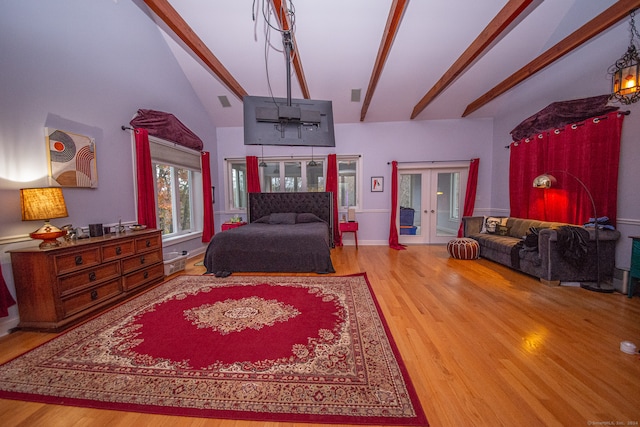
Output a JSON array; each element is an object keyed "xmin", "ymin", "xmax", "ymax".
[{"xmin": 20, "ymin": 187, "xmax": 69, "ymax": 248}]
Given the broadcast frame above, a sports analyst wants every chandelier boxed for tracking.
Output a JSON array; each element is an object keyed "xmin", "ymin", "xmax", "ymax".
[{"xmin": 610, "ymin": 10, "xmax": 640, "ymax": 104}]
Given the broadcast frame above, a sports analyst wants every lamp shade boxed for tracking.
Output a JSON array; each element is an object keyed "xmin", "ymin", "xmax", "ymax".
[
  {"xmin": 532, "ymin": 174, "xmax": 557, "ymax": 189},
  {"xmin": 20, "ymin": 188, "xmax": 68, "ymax": 221}
]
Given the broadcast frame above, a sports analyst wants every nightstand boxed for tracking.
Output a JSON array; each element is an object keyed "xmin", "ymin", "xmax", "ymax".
[
  {"xmin": 221, "ymin": 221, "xmax": 247, "ymax": 231},
  {"xmin": 339, "ymin": 221, "xmax": 358, "ymax": 249}
]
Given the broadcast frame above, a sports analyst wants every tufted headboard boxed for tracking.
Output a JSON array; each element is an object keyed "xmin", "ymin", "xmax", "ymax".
[{"xmin": 248, "ymin": 192, "xmax": 334, "ymax": 246}]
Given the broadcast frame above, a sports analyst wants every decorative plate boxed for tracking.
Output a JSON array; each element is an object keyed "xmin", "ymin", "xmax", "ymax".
[{"xmin": 129, "ymin": 224, "xmax": 147, "ymax": 231}]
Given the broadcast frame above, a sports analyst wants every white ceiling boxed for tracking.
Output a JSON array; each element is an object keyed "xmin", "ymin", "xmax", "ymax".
[{"xmin": 144, "ymin": 0, "xmax": 632, "ymax": 128}]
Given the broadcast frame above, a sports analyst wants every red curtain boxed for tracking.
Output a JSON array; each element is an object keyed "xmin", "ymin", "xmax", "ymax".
[
  {"xmin": 509, "ymin": 111, "xmax": 624, "ymax": 225},
  {"xmin": 326, "ymin": 154, "xmax": 342, "ymax": 246},
  {"xmin": 134, "ymin": 128, "xmax": 157, "ymax": 228},
  {"xmin": 246, "ymin": 156, "xmax": 261, "ymax": 193},
  {"xmin": 0, "ymin": 264, "xmax": 16, "ymax": 318},
  {"xmin": 388, "ymin": 161, "xmax": 406, "ymax": 250},
  {"xmin": 509, "ymin": 133, "xmax": 548, "ymax": 219},
  {"xmin": 201, "ymin": 151, "xmax": 214, "ymax": 243},
  {"xmin": 457, "ymin": 158, "xmax": 480, "ymax": 237}
]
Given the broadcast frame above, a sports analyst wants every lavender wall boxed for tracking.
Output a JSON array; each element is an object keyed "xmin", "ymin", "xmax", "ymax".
[
  {"xmin": 0, "ymin": 1, "xmax": 218, "ymax": 334},
  {"xmin": 216, "ymin": 118, "xmax": 494, "ymax": 243}
]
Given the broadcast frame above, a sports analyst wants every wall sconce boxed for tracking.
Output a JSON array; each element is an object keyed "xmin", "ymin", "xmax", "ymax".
[
  {"xmin": 610, "ymin": 10, "xmax": 640, "ymax": 104},
  {"xmin": 20, "ymin": 187, "xmax": 69, "ymax": 248}
]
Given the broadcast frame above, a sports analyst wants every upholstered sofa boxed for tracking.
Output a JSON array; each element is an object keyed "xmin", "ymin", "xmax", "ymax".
[{"xmin": 462, "ymin": 216, "xmax": 620, "ymax": 285}]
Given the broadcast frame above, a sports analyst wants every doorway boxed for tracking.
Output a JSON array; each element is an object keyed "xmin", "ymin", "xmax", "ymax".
[{"xmin": 398, "ymin": 163, "xmax": 468, "ymax": 244}]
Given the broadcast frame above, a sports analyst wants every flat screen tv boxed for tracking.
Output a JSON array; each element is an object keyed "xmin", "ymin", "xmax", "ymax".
[{"xmin": 243, "ymin": 95, "xmax": 335, "ymax": 147}]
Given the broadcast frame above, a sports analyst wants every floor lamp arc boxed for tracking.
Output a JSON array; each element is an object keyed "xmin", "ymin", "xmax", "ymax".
[{"xmin": 532, "ymin": 171, "xmax": 614, "ymax": 293}]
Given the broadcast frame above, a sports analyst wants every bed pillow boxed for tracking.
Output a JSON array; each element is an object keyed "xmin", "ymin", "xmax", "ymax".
[
  {"xmin": 269, "ymin": 212, "xmax": 297, "ymax": 225},
  {"xmin": 296, "ymin": 213, "xmax": 325, "ymax": 223},
  {"xmin": 253, "ymin": 215, "xmax": 270, "ymax": 223}
]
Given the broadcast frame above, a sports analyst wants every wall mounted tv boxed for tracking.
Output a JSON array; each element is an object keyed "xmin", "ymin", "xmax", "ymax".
[{"xmin": 243, "ymin": 95, "xmax": 335, "ymax": 147}]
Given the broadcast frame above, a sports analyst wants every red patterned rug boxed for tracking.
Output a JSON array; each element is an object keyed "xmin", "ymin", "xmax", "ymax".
[{"xmin": 0, "ymin": 274, "xmax": 427, "ymax": 425}]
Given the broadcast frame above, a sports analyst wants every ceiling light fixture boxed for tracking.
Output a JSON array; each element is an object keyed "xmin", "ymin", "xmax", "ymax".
[
  {"xmin": 308, "ymin": 146, "xmax": 318, "ymax": 167},
  {"xmin": 259, "ymin": 145, "xmax": 267, "ymax": 167},
  {"xmin": 610, "ymin": 9, "xmax": 640, "ymax": 105}
]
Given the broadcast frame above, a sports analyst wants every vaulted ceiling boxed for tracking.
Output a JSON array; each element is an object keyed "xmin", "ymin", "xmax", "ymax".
[{"xmin": 140, "ymin": 0, "xmax": 640, "ymax": 128}]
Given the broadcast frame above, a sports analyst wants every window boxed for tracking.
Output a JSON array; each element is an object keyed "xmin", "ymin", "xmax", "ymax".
[
  {"xmin": 338, "ymin": 158, "xmax": 358, "ymax": 208},
  {"xmin": 148, "ymin": 137, "xmax": 202, "ymax": 238},
  {"xmin": 155, "ymin": 164, "xmax": 194, "ymax": 235},
  {"xmin": 449, "ymin": 172, "xmax": 460, "ymax": 220},
  {"xmin": 226, "ymin": 155, "xmax": 360, "ymax": 211}
]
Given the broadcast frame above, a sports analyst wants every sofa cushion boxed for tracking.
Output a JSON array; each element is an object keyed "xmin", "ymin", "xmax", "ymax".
[
  {"xmin": 506, "ymin": 218, "xmax": 566, "ymax": 239},
  {"xmin": 481, "ymin": 216, "xmax": 507, "ymax": 234},
  {"xmin": 471, "ymin": 233, "xmax": 521, "ymax": 255}
]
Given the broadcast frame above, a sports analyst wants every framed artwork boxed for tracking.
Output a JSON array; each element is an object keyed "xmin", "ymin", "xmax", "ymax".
[
  {"xmin": 371, "ymin": 176, "xmax": 384, "ymax": 192},
  {"xmin": 46, "ymin": 128, "xmax": 98, "ymax": 188}
]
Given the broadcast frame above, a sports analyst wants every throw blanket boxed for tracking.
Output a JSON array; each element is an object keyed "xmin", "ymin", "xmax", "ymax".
[{"xmin": 556, "ymin": 226, "xmax": 589, "ymax": 268}]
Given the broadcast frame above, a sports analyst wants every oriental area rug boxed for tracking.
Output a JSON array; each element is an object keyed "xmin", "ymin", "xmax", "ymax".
[{"xmin": 0, "ymin": 274, "xmax": 427, "ymax": 426}]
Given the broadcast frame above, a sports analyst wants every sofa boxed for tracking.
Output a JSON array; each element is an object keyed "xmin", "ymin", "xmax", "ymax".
[{"xmin": 462, "ymin": 216, "xmax": 620, "ymax": 285}]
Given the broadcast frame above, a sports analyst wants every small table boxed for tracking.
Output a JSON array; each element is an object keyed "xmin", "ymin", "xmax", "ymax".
[
  {"xmin": 629, "ymin": 236, "xmax": 640, "ymax": 298},
  {"xmin": 221, "ymin": 221, "xmax": 247, "ymax": 231},
  {"xmin": 339, "ymin": 221, "xmax": 358, "ymax": 249}
]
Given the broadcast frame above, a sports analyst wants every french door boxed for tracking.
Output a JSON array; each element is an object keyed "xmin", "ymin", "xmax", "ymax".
[{"xmin": 398, "ymin": 164, "xmax": 468, "ymax": 244}]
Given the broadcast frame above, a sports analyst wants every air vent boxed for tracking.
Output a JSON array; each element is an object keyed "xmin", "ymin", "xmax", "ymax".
[
  {"xmin": 351, "ymin": 89, "xmax": 361, "ymax": 103},
  {"xmin": 218, "ymin": 95, "xmax": 231, "ymax": 108}
]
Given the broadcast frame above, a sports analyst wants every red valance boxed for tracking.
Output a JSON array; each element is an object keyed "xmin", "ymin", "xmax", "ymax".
[
  {"xmin": 130, "ymin": 109, "xmax": 203, "ymax": 151},
  {"xmin": 510, "ymin": 95, "xmax": 618, "ymax": 142}
]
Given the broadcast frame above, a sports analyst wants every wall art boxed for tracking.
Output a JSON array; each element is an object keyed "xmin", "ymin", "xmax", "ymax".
[
  {"xmin": 46, "ymin": 128, "xmax": 98, "ymax": 188},
  {"xmin": 371, "ymin": 176, "xmax": 383, "ymax": 192}
]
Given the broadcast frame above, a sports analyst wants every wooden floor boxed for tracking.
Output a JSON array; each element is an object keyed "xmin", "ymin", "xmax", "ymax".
[{"xmin": 1, "ymin": 245, "xmax": 639, "ymax": 426}]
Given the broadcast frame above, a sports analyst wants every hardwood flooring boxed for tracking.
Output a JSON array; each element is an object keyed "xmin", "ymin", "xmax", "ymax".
[{"xmin": 1, "ymin": 245, "xmax": 639, "ymax": 426}]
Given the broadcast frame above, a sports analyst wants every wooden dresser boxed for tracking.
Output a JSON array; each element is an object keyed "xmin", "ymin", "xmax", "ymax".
[{"xmin": 9, "ymin": 229, "xmax": 164, "ymax": 331}]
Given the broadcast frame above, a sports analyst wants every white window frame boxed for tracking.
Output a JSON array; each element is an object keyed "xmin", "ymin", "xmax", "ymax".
[
  {"xmin": 224, "ymin": 155, "xmax": 362, "ymax": 212},
  {"xmin": 143, "ymin": 136, "xmax": 203, "ymax": 243}
]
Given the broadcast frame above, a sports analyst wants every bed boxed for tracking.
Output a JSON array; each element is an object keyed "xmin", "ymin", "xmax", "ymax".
[{"xmin": 204, "ymin": 192, "xmax": 335, "ymax": 274}]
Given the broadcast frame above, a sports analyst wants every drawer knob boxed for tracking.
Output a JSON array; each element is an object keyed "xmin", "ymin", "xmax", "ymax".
[
  {"xmin": 143, "ymin": 271, "xmax": 149, "ymax": 279},
  {"xmin": 116, "ymin": 246, "xmax": 122, "ymax": 255},
  {"xmin": 89, "ymin": 271, "xmax": 97, "ymax": 281},
  {"xmin": 90, "ymin": 290, "xmax": 98, "ymax": 300},
  {"xmin": 75, "ymin": 255, "xmax": 83, "ymax": 265},
  {"xmin": 145, "ymin": 240, "xmax": 151, "ymax": 247},
  {"xmin": 140, "ymin": 256, "xmax": 145, "ymax": 264}
]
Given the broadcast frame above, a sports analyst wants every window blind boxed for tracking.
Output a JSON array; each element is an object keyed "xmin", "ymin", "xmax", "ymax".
[{"xmin": 149, "ymin": 137, "xmax": 201, "ymax": 171}]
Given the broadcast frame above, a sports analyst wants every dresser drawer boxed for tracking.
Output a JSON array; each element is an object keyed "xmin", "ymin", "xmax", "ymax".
[
  {"xmin": 123, "ymin": 263, "xmax": 164, "ymax": 291},
  {"xmin": 102, "ymin": 239, "xmax": 135, "ymax": 262},
  {"xmin": 61, "ymin": 278, "xmax": 122, "ymax": 318},
  {"xmin": 122, "ymin": 249, "xmax": 163, "ymax": 274},
  {"xmin": 57, "ymin": 261, "xmax": 121, "ymax": 297},
  {"xmin": 135, "ymin": 234, "xmax": 162, "ymax": 253},
  {"xmin": 54, "ymin": 247, "xmax": 102, "ymax": 276}
]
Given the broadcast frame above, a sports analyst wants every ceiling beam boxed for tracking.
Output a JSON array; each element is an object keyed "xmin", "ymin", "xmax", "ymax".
[
  {"xmin": 463, "ymin": 0, "xmax": 640, "ymax": 117},
  {"xmin": 360, "ymin": 0, "xmax": 409, "ymax": 122},
  {"xmin": 143, "ymin": 0, "xmax": 248, "ymax": 101},
  {"xmin": 270, "ymin": 0, "xmax": 311, "ymax": 99},
  {"xmin": 410, "ymin": 0, "xmax": 534, "ymax": 120}
]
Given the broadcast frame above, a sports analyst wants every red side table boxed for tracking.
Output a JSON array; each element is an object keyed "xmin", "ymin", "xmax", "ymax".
[
  {"xmin": 339, "ymin": 221, "xmax": 358, "ymax": 249},
  {"xmin": 221, "ymin": 221, "xmax": 247, "ymax": 231}
]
